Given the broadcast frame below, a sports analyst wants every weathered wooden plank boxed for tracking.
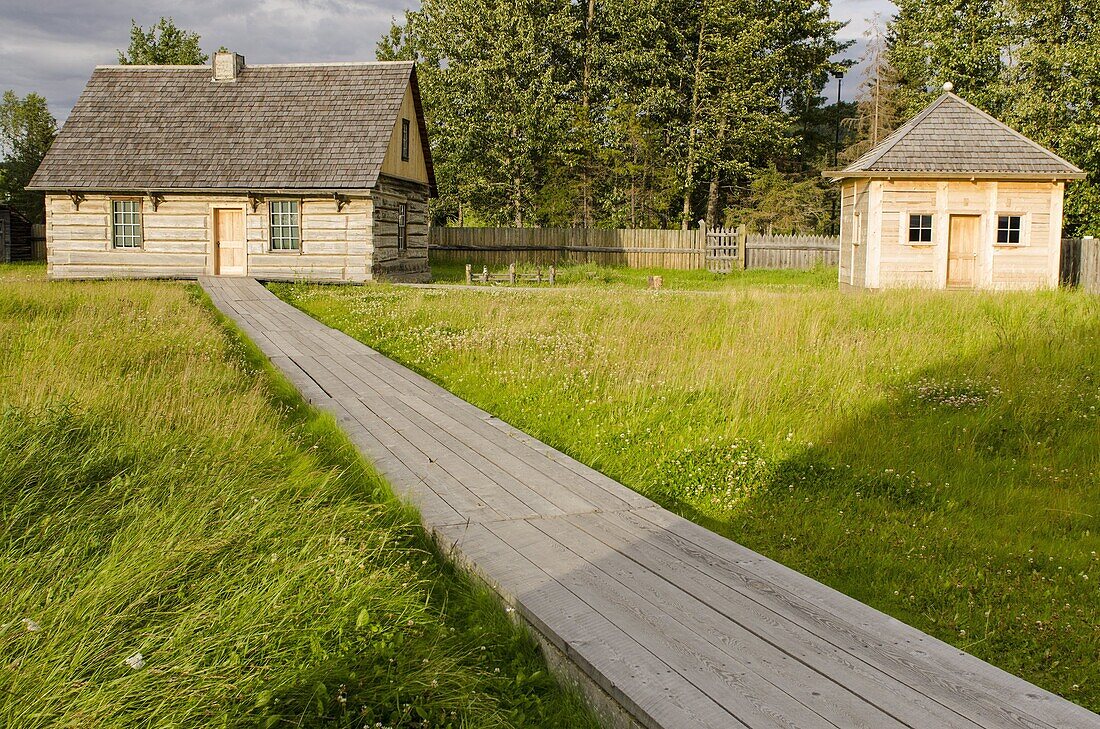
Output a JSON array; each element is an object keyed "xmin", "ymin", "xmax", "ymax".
[
  {"xmin": 491, "ymin": 517, "xmax": 839, "ymax": 729},
  {"xmin": 438, "ymin": 521, "xmax": 743, "ymax": 729},
  {"xmin": 625, "ymin": 508, "xmax": 1087, "ymax": 729},
  {"xmin": 573, "ymin": 511, "xmax": 981, "ymax": 729}
]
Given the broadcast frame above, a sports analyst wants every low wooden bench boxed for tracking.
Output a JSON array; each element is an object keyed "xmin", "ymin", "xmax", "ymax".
[{"xmin": 465, "ymin": 262, "xmax": 556, "ymax": 285}]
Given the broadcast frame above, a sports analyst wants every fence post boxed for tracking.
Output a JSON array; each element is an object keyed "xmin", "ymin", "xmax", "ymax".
[
  {"xmin": 737, "ymin": 224, "xmax": 748, "ymax": 270},
  {"xmin": 465, "ymin": 263, "xmax": 472, "ymax": 285},
  {"xmin": 1083, "ymin": 237, "xmax": 1099, "ymax": 294},
  {"xmin": 509, "ymin": 262, "xmax": 516, "ymax": 284},
  {"xmin": 482, "ymin": 265, "xmax": 488, "ymax": 283},
  {"xmin": 698, "ymin": 222, "xmax": 708, "ymax": 271},
  {"xmin": 549, "ymin": 265, "xmax": 556, "ymax": 286}
]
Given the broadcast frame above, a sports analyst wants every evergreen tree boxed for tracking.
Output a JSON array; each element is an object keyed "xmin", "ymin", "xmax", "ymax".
[
  {"xmin": 118, "ymin": 18, "xmax": 208, "ymax": 65},
  {"xmin": 0, "ymin": 91, "xmax": 56, "ymax": 222},
  {"xmin": 842, "ymin": 14, "xmax": 903, "ymax": 162},
  {"xmin": 736, "ymin": 164, "xmax": 831, "ymax": 233},
  {"xmin": 574, "ymin": 0, "xmax": 681, "ymax": 227}
]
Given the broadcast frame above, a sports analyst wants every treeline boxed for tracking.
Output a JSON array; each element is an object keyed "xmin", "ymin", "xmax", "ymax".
[
  {"xmin": 378, "ymin": 0, "xmax": 850, "ymax": 231},
  {"xmin": 382, "ymin": 0, "xmax": 1099, "ymax": 236},
  {"xmin": 882, "ymin": 0, "xmax": 1100, "ymax": 235}
]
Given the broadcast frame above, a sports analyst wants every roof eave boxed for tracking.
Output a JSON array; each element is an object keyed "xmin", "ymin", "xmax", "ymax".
[
  {"xmin": 823, "ymin": 170, "xmax": 1087, "ymax": 182},
  {"xmin": 25, "ymin": 185, "xmax": 383, "ymax": 195}
]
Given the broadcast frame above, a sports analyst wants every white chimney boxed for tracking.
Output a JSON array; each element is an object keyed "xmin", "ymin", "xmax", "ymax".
[{"xmin": 213, "ymin": 51, "xmax": 244, "ymax": 82}]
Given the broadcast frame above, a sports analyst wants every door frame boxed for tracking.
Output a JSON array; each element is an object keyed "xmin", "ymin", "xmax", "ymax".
[
  {"xmin": 210, "ymin": 204, "xmax": 249, "ymax": 276},
  {"xmin": 945, "ymin": 213, "xmax": 982, "ymax": 289}
]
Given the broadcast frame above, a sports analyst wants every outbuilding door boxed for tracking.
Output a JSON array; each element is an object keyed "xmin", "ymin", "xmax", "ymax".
[
  {"xmin": 214, "ymin": 208, "xmax": 246, "ymax": 276},
  {"xmin": 947, "ymin": 215, "xmax": 980, "ymax": 288}
]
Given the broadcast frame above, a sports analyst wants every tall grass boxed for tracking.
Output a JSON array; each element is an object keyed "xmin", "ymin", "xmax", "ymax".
[
  {"xmin": 0, "ymin": 264, "xmax": 597, "ymax": 728},
  {"xmin": 428, "ymin": 259, "xmax": 838, "ymax": 290},
  {"xmin": 276, "ymin": 269, "xmax": 1100, "ymax": 712}
]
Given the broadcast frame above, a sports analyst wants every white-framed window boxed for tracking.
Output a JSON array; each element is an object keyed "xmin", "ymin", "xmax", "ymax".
[
  {"xmin": 996, "ymin": 214, "xmax": 1024, "ymax": 245},
  {"xmin": 908, "ymin": 213, "xmax": 933, "ymax": 244},
  {"xmin": 269, "ymin": 200, "xmax": 300, "ymax": 251},
  {"xmin": 112, "ymin": 199, "xmax": 143, "ymax": 249},
  {"xmin": 401, "ymin": 118, "xmax": 411, "ymax": 162},
  {"xmin": 397, "ymin": 202, "xmax": 408, "ymax": 254}
]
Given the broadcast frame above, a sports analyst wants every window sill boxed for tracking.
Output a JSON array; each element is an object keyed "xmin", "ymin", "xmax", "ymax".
[{"xmin": 993, "ymin": 243, "xmax": 1027, "ymax": 249}]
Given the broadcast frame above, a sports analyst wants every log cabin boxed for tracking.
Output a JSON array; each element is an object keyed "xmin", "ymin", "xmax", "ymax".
[
  {"xmin": 825, "ymin": 90, "xmax": 1086, "ymax": 290},
  {"xmin": 27, "ymin": 53, "xmax": 436, "ymax": 283}
]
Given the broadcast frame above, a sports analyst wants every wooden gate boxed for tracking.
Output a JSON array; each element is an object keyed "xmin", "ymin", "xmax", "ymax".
[
  {"xmin": 1062, "ymin": 237, "xmax": 1100, "ymax": 293},
  {"xmin": 705, "ymin": 224, "xmax": 747, "ymax": 273}
]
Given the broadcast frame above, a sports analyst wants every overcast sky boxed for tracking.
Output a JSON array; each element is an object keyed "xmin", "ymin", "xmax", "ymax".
[{"xmin": 0, "ymin": 0, "xmax": 894, "ymax": 124}]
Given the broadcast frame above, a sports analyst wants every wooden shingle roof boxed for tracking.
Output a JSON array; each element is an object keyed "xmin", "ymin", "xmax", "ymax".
[
  {"xmin": 827, "ymin": 93, "xmax": 1085, "ymax": 180},
  {"xmin": 28, "ymin": 61, "xmax": 437, "ymax": 193}
]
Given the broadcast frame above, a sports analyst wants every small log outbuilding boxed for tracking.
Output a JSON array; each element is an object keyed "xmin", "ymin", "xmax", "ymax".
[
  {"xmin": 825, "ymin": 92, "xmax": 1086, "ymax": 290},
  {"xmin": 0, "ymin": 204, "xmax": 34, "ymax": 263},
  {"xmin": 27, "ymin": 53, "xmax": 435, "ymax": 282}
]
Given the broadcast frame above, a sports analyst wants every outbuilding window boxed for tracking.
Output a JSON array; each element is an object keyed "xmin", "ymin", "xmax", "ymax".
[
  {"xmin": 401, "ymin": 118, "xmax": 411, "ymax": 162},
  {"xmin": 908, "ymin": 214, "xmax": 933, "ymax": 243},
  {"xmin": 997, "ymin": 215, "xmax": 1023, "ymax": 245},
  {"xmin": 269, "ymin": 200, "xmax": 300, "ymax": 251},
  {"xmin": 397, "ymin": 202, "xmax": 408, "ymax": 254},
  {"xmin": 112, "ymin": 200, "xmax": 143, "ymax": 249}
]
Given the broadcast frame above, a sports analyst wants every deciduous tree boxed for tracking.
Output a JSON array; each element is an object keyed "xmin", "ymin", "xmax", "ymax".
[
  {"xmin": 118, "ymin": 17, "xmax": 208, "ymax": 65},
  {"xmin": 0, "ymin": 91, "xmax": 56, "ymax": 222}
]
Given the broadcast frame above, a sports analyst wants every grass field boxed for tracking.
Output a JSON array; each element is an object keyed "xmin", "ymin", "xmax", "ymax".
[
  {"xmin": 275, "ymin": 265, "xmax": 1100, "ymax": 712},
  {"xmin": 0, "ymin": 264, "xmax": 597, "ymax": 728},
  {"xmin": 428, "ymin": 259, "xmax": 838, "ymax": 290}
]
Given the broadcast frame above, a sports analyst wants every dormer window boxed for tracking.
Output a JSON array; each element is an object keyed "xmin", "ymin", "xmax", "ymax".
[{"xmin": 401, "ymin": 118, "xmax": 410, "ymax": 162}]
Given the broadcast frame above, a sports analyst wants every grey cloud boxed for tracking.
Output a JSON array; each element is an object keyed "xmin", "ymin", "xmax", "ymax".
[{"xmin": 1, "ymin": 0, "xmax": 409, "ymax": 120}]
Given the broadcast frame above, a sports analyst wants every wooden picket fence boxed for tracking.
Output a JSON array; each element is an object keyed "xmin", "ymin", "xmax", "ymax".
[
  {"xmin": 746, "ymin": 233, "xmax": 841, "ymax": 269},
  {"xmin": 429, "ymin": 227, "xmax": 706, "ymax": 269},
  {"xmin": 1061, "ymin": 237, "xmax": 1100, "ymax": 293},
  {"xmin": 429, "ymin": 226, "xmax": 839, "ymax": 272}
]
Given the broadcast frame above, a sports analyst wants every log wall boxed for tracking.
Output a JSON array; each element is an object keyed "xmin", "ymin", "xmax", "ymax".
[
  {"xmin": 867, "ymin": 179, "xmax": 1062, "ymax": 290},
  {"xmin": 43, "ymin": 192, "xmax": 375, "ymax": 282},
  {"xmin": 372, "ymin": 175, "xmax": 432, "ymax": 282}
]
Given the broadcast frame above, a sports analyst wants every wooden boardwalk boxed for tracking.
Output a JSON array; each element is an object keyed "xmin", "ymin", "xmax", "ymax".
[{"xmin": 201, "ymin": 277, "xmax": 1098, "ymax": 729}]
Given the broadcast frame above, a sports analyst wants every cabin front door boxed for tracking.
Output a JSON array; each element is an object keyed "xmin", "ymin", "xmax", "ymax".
[
  {"xmin": 214, "ymin": 208, "xmax": 246, "ymax": 276},
  {"xmin": 947, "ymin": 215, "xmax": 980, "ymax": 288}
]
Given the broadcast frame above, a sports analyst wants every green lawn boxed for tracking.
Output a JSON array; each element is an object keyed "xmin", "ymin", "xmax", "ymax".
[
  {"xmin": 275, "ymin": 266, "xmax": 1100, "ymax": 712},
  {"xmin": 0, "ymin": 263, "xmax": 597, "ymax": 728}
]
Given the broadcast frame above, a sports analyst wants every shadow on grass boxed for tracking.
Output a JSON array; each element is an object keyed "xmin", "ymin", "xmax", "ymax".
[{"xmin": 649, "ymin": 322, "xmax": 1100, "ymax": 711}]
